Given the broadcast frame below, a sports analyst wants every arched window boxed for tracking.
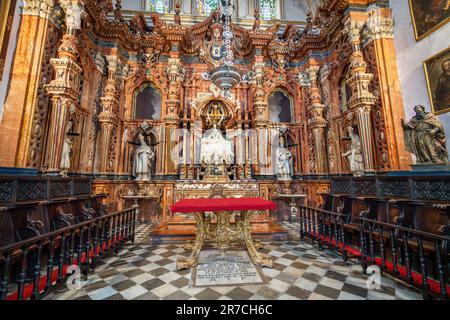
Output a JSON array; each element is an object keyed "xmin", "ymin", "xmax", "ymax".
[
  {"xmin": 195, "ymin": 0, "xmax": 219, "ymax": 16},
  {"xmin": 340, "ymin": 67, "xmax": 352, "ymax": 112},
  {"xmin": 134, "ymin": 84, "xmax": 162, "ymax": 120},
  {"xmin": 147, "ymin": 0, "xmax": 170, "ymax": 13},
  {"xmin": 268, "ymin": 89, "xmax": 293, "ymax": 123},
  {"xmin": 258, "ymin": 0, "xmax": 281, "ymax": 20}
]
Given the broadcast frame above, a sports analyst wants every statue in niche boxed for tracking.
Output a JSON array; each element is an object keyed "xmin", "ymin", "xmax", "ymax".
[
  {"xmin": 200, "ymin": 124, "xmax": 234, "ymax": 165},
  {"xmin": 60, "ymin": 120, "xmax": 74, "ymax": 177},
  {"xmin": 132, "ymin": 132, "xmax": 155, "ymax": 181},
  {"xmin": 276, "ymin": 136, "xmax": 293, "ymax": 180},
  {"xmin": 200, "ymin": 102, "xmax": 234, "ymax": 165},
  {"xmin": 402, "ymin": 105, "xmax": 448, "ymax": 164},
  {"xmin": 342, "ymin": 126, "xmax": 364, "ymax": 176}
]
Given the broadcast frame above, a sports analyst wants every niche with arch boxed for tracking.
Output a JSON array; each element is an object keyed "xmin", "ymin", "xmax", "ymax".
[
  {"xmin": 268, "ymin": 89, "xmax": 293, "ymax": 123},
  {"xmin": 133, "ymin": 83, "xmax": 162, "ymax": 120}
]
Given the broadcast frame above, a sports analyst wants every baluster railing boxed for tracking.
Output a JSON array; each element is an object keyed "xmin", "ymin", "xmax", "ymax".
[{"xmin": 0, "ymin": 206, "xmax": 137, "ymax": 300}]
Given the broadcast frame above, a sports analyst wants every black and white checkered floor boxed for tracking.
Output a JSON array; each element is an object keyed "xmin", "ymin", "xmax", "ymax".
[{"xmin": 44, "ymin": 222, "xmax": 422, "ymax": 300}]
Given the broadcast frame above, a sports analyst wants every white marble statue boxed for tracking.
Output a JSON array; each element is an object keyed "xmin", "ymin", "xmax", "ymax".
[
  {"xmin": 200, "ymin": 124, "xmax": 234, "ymax": 165},
  {"xmin": 342, "ymin": 126, "xmax": 364, "ymax": 176},
  {"xmin": 60, "ymin": 120, "xmax": 74, "ymax": 177},
  {"xmin": 132, "ymin": 132, "xmax": 155, "ymax": 181},
  {"xmin": 276, "ymin": 137, "xmax": 293, "ymax": 180}
]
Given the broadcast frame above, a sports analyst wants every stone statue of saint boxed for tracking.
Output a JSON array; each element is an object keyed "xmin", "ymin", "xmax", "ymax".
[
  {"xmin": 200, "ymin": 124, "xmax": 234, "ymax": 165},
  {"xmin": 342, "ymin": 126, "xmax": 364, "ymax": 176},
  {"xmin": 276, "ymin": 136, "xmax": 293, "ymax": 180},
  {"xmin": 402, "ymin": 105, "xmax": 448, "ymax": 164},
  {"xmin": 60, "ymin": 120, "xmax": 74, "ymax": 177},
  {"xmin": 132, "ymin": 132, "xmax": 155, "ymax": 181}
]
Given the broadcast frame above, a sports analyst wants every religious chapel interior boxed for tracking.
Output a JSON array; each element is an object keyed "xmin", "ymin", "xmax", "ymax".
[{"xmin": 0, "ymin": 0, "xmax": 449, "ymax": 302}]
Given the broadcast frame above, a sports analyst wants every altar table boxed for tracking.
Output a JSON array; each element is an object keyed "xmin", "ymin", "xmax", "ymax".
[{"xmin": 170, "ymin": 197, "xmax": 276, "ymax": 270}]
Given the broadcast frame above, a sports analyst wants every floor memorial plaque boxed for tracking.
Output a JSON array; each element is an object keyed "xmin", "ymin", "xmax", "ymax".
[{"xmin": 192, "ymin": 250, "xmax": 267, "ymax": 287}]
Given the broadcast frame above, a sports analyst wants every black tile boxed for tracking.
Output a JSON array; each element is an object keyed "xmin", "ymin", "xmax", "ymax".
[
  {"xmin": 314, "ymin": 284, "xmax": 340, "ymax": 300},
  {"xmin": 302, "ymin": 272, "xmax": 322, "ymax": 283},
  {"xmin": 151, "ymin": 267, "xmax": 169, "ymax": 277},
  {"xmin": 226, "ymin": 287, "xmax": 253, "ymax": 300},
  {"xmin": 325, "ymin": 270, "xmax": 347, "ymax": 282},
  {"xmin": 112, "ymin": 279, "xmax": 136, "ymax": 291},
  {"xmin": 141, "ymin": 278, "xmax": 166, "ymax": 291},
  {"xmin": 342, "ymin": 283, "xmax": 368, "ymax": 298},
  {"xmin": 286, "ymin": 286, "xmax": 311, "ymax": 299}
]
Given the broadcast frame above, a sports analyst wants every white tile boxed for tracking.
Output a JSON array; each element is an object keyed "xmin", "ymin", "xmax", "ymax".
[
  {"xmin": 120, "ymin": 285, "xmax": 148, "ymax": 300},
  {"xmin": 159, "ymin": 272, "xmax": 182, "ymax": 283},
  {"xmin": 308, "ymin": 293, "xmax": 333, "ymax": 300},
  {"xmin": 88, "ymin": 286, "xmax": 118, "ymax": 300},
  {"xmin": 267, "ymin": 279, "xmax": 291, "ymax": 293},
  {"xmin": 275, "ymin": 258, "xmax": 293, "ymax": 266},
  {"xmin": 151, "ymin": 283, "xmax": 178, "ymax": 298},
  {"xmin": 262, "ymin": 268, "xmax": 281, "ymax": 278},
  {"xmin": 367, "ymin": 290, "xmax": 396, "ymax": 300},
  {"xmin": 319, "ymin": 277, "xmax": 345, "ymax": 291},
  {"xmin": 131, "ymin": 273, "xmax": 154, "ymax": 284},
  {"xmin": 146, "ymin": 255, "xmax": 164, "ymax": 262},
  {"xmin": 294, "ymin": 278, "xmax": 318, "ymax": 292},
  {"xmin": 140, "ymin": 262, "xmax": 162, "ymax": 272},
  {"xmin": 278, "ymin": 293, "xmax": 299, "ymax": 300},
  {"xmin": 306, "ymin": 265, "xmax": 328, "ymax": 275},
  {"xmin": 153, "ymin": 248, "xmax": 169, "ymax": 254},
  {"xmin": 337, "ymin": 292, "xmax": 366, "ymax": 300},
  {"xmin": 104, "ymin": 273, "xmax": 128, "ymax": 285}
]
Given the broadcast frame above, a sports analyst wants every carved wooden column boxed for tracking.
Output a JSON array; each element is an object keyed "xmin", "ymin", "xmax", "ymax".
[
  {"xmin": 251, "ymin": 57, "xmax": 270, "ymax": 175},
  {"xmin": 307, "ymin": 65, "xmax": 328, "ymax": 174},
  {"xmin": 0, "ymin": 0, "xmax": 61, "ymax": 168},
  {"xmin": 44, "ymin": 0, "xmax": 84, "ymax": 174},
  {"xmin": 364, "ymin": 6, "xmax": 411, "ymax": 170},
  {"xmin": 163, "ymin": 55, "xmax": 184, "ymax": 175},
  {"xmin": 98, "ymin": 54, "xmax": 120, "ymax": 174},
  {"xmin": 345, "ymin": 19, "xmax": 377, "ymax": 172}
]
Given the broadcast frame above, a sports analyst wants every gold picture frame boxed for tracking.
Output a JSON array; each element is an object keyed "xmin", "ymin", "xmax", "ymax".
[
  {"xmin": 423, "ymin": 46, "xmax": 450, "ymax": 115},
  {"xmin": 408, "ymin": 0, "xmax": 450, "ymax": 41}
]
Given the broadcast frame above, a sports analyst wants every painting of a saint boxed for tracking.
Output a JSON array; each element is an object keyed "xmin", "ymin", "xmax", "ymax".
[
  {"xmin": 409, "ymin": 0, "xmax": 450, "ymax": 40},
  {"xmin": 424, "ymin": 47, "xmax": 450, "ymax": 115}
]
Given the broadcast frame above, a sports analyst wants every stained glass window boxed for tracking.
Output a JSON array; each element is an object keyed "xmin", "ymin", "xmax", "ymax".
[
  {"xmin": 196, "ymin": 0, "xmax": 219, "ymax": 16},
  {"xmin": 259, "ymin": 0, "xmax": 281, "ymax": 20},
  {"xmin": 147, "ymin": 0, "xmax": 169, "ymax": 13}
]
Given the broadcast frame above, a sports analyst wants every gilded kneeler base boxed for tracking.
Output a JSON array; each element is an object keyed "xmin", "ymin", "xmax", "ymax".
[{"xmin": 177, "ymin": 210, "xmax": 273, "ymax": 270}]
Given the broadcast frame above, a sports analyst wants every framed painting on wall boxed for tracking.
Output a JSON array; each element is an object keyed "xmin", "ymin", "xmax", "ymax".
[
  {"xmin": 424, "ymin": 47, "xmax": 450, "ymax": 115},
  {"xmin": 408, "ymin": 0, "xmax": 450, "ymax": 41}
]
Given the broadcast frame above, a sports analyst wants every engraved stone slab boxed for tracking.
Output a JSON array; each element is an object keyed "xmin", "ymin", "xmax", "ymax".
[{"xmin": 192, "ymin": 250, "xmax": 266, "ymax": 287}]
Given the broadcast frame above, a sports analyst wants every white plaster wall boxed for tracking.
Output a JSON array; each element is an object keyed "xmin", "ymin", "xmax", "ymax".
[
  {"xmin": 0, "ymin": 1, "xmax": 22, "ymax": 121},
  {"xmin": 391, "ymin": 0, "xmax": 450, "ymax": 156}
]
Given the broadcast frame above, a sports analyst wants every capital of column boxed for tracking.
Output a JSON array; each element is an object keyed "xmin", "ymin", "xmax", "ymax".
[
  {"xmin": 60, "ymin": 0, "xmax": 85, "ymax": 34},
  {"xmin": 366, "ymin": 6, "xmax": 394, "ymax": 42},
  {"xmin": 23, "ymin": 0, "xmax": 55, "ymax": 18},
  {"xmin": 343, "ymin": 19, "xmax": 364, "ymax": 45}
]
